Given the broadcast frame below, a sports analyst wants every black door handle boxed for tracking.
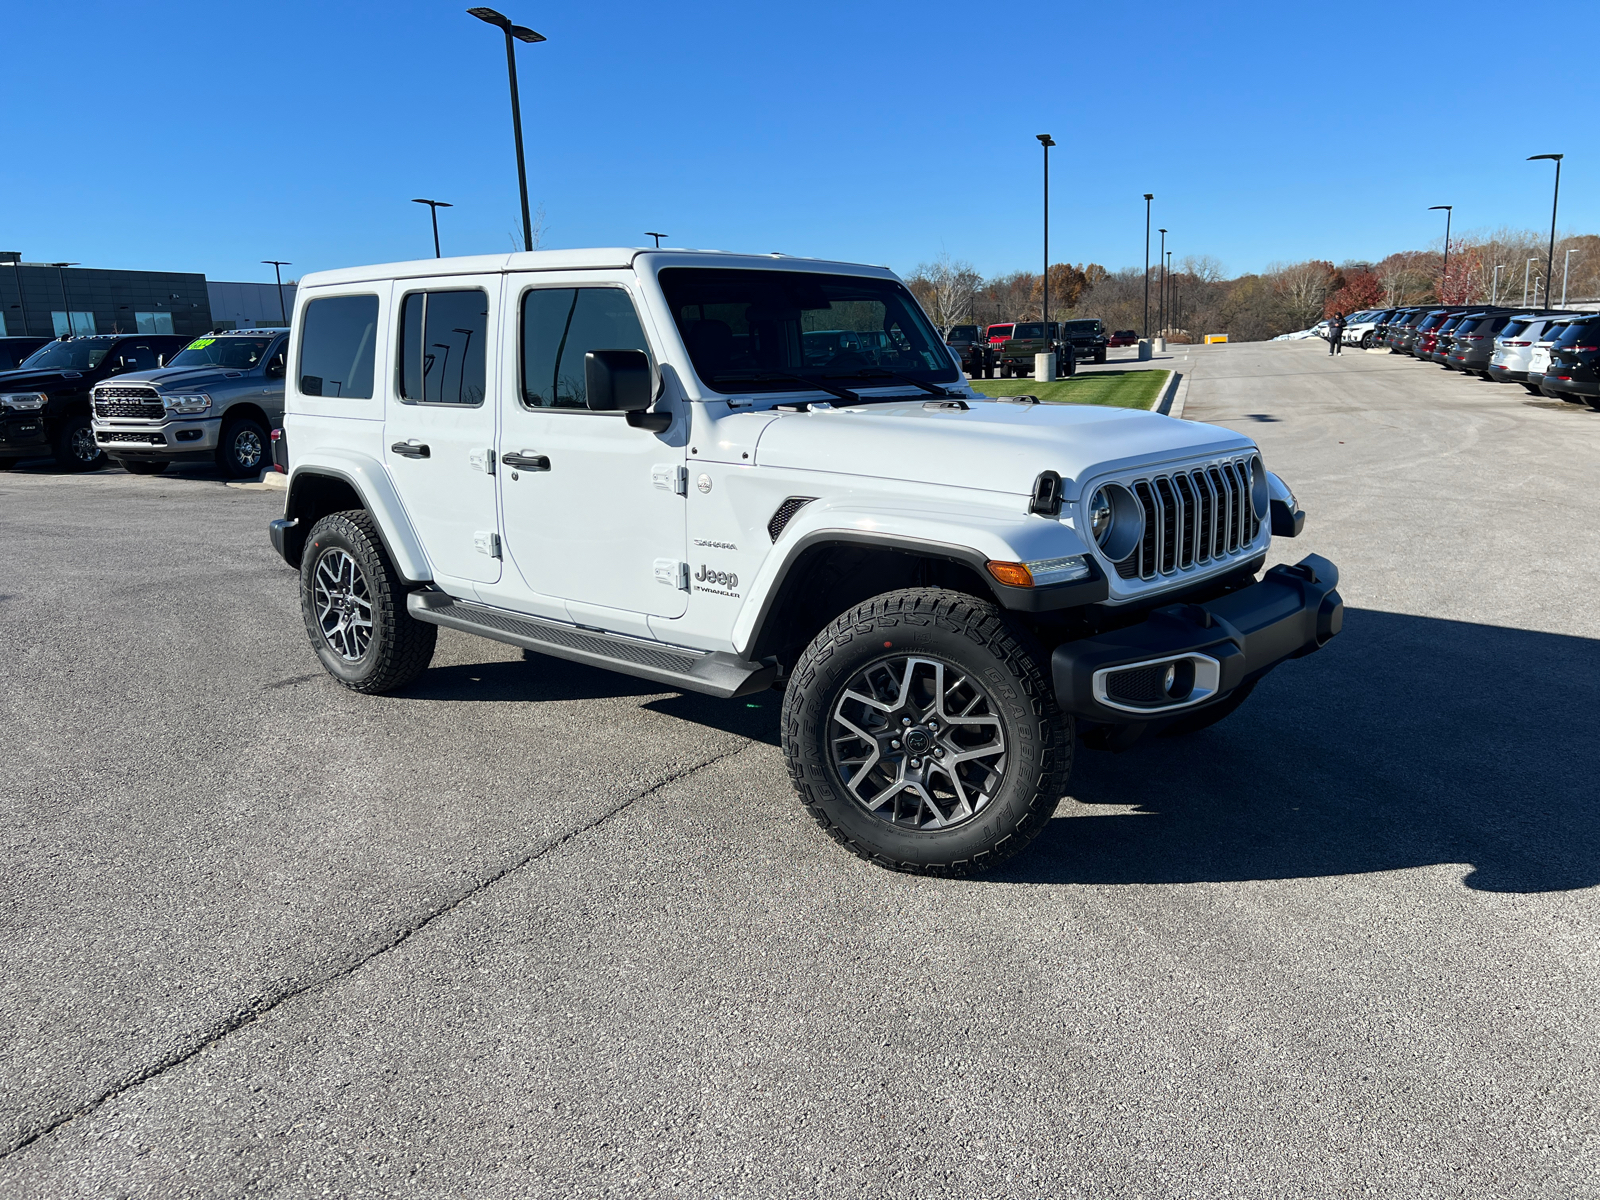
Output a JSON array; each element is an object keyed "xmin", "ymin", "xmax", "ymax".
[
  {"xmin": 391, "ymin": 441, "xmax": 430, "ymax": 459},
  {"xmin": 500, "ymin": 451, "xmax": 550, "ymax": 471}
]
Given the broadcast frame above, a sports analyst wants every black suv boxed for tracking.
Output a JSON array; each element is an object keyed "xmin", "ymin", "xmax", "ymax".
[
  {"xmin": 944, "ymin": 324, "xmax": 995, "ymax": 378},
  {"xmin": 1058, "ymin": 318, "xmax": 1110, "ymax": 364},
  {"xmin": 1541, "ymin": 314, "xmax": 1600, "ymax": 410},
  {"xmin": 0, "ymin": 334, "xmax": 186, "ymax": 469}
]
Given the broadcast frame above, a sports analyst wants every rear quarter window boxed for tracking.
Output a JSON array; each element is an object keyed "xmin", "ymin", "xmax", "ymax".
[{"xmin": 298, "ymin": 295, "xmax": 379, "ymax": 398}]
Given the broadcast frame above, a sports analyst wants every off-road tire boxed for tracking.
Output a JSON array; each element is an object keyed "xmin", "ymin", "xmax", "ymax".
[
  {"xmin": 1093, "ymin": 348, "xmax": 1107, "ymax": 363},
  {"xmin": 53, "ymin": 414, "xmax": 105, "ymax": 471},
  {"xmin": 300, "ymin": 510, "xmax": 436, "ymax": 694},
  {"xmin": 1154, "ymin": 679, "xmax": 1257, "ymax": 737},
  {"xmin": 782, "ymin": 587, "xmax": 1071, "ymax": 876},
  {"xmin": 217, "ymin": 416, "xmax": 268, "ymax": 479},
  {"xmin": 119, "ymin": 458, "xmax": 169, "ymax": 475}
]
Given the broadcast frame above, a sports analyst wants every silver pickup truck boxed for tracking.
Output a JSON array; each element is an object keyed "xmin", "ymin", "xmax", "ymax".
[{"xmin": 91, "ymin": 329, "xmax": 289, "ymax": 476}]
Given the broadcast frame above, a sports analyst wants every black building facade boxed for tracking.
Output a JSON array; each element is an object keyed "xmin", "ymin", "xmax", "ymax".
[{"xmin": 0, "ymin": 254, "xmax": 212, "ymax": 340}]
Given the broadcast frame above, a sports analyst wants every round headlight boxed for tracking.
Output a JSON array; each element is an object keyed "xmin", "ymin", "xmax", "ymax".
[{"xmin": 1088, "ymin": 487, "xmax": 1114, "ymax": 545}]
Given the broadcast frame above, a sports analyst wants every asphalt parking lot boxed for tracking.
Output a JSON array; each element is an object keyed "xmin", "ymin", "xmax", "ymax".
[{"xmin": 2, "ymin": 341, "xmax": 1597, "ymax": 1198}]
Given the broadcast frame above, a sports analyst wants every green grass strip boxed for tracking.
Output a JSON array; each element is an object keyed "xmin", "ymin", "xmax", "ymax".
[{"xmin": 969, "ymin": 370, "xmax": 1167, "ymax": 409}]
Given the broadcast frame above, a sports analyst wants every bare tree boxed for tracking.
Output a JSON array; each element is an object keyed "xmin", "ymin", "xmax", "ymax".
[
  {"xmin": 906, "ymin": 253, "xmax": 983, "ymax": 334},
  {"xmin": 1268, "ymin": 260, "xmax": 1337, "ymax": 330}
]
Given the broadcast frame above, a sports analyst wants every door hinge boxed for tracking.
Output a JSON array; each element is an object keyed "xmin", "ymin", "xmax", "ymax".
[
  {"xmin": 654, "ymin": 558, "xmax": 689, "ymax": 590},
  {"xmin": 652, "ymin": 463, "xmax": 688, "ymax": 495},
  {"xmin": 469, "ymin": 447, "xmax": 496, "ymax": 474},
  {"xmin": 474, "ymin": 530, "xmax": 502, "ymax": 559}
]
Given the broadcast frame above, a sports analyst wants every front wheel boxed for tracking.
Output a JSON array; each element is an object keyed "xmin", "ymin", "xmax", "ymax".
[
  {"xmin": 217, "ymin": 416, "xmax": 268, "ymax": 478},
  {"xmin": 782, "ymin": 588, "xmax": 1071, "ymax": 876},
  {"xmin": 1361, "ymin": 333, "xmax": 1374, "ymax": 349},
  {"xmin": 300, "ymin": 510, "xmax": 436, "ymax": 694},
  {"xmin": 1093, "ymin": 348, "xmax": 1107, "ymax": 364},
  {"xmin": 53, "ymin": 415, "xmax": 105, "ymax": 471}
]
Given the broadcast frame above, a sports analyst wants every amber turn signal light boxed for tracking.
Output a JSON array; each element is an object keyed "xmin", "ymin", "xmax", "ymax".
[{"xmin": 986, "ymin": 561, "xmax": 1034, "ymax": 588}]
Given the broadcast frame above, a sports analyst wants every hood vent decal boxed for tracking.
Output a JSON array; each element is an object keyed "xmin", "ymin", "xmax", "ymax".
[{"xmin": 767, "ymin": 496, "xmax": 818, "ymax": 542}]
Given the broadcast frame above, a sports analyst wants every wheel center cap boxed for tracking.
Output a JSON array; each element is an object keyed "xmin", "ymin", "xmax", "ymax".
[{"xmin": 903, "ymin": 728, "xmax": 931, "ymax": 755}]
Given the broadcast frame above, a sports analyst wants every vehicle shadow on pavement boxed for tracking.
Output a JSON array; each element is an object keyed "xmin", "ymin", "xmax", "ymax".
[
  {"xmin": 399, "ymin": 656, "xmax": 785, "ymax": 746},
  {"xmin": 995, "ymin": 607, "xmax": 1600, "ymax": 894}
]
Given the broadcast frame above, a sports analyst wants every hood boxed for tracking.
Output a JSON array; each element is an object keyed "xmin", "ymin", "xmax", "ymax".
[
  {"xmin": 0, "ymin": 369, "xmax": 89, "ymax": 392},
  {"xmin": 101, "ymin": 364, "xmax": 252, "ymax": 392},
  {"xmin": 752, "ymin": 396, "xmax": 1255, "ymax": 499}
]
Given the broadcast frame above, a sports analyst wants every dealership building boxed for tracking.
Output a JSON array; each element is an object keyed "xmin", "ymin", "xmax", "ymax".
[{"xmin": 0, "ymin": 254, "xmax": 295, "ymax": 340}]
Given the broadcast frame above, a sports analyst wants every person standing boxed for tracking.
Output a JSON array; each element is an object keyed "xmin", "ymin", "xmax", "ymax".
[{"xmin": 1328, "ymin": 311, "xmax": 1346, "ymax": 355}]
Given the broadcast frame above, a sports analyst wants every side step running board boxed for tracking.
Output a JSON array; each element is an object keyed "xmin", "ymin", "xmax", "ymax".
[{"xmin": 406, "ymin": 590, "xmax": 777, "ymax": 699}]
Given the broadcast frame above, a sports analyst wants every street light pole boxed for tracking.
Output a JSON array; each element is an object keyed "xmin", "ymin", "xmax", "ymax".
[
  {"xmin": 1157, "ymin": 229, "xmax": 1167, "ymax": 335},
  {"xmin": 1528, "ymin": 154, "xmax": 1563, "ymax": 316},
  {"xmin": 261, "ymin": 260, "xmax": 291, "ymax": 325},
  {"xmin": 1562, "ymin": 248, "xmax": 1579, "ymax": 307},
  {"xmin": 1166, "ymin": 250, "xmax": 1173, "ymax": 336},
  {"xmin": 411, "ymin": 199, "xmax": 453, "ymax": 258},
  {"xmin": 1492, "ymin": 263, "xmax": 1503, "ymax": 306},
  {"xmin": 468, "ymin": 8, "xmax": 546, "ymax": 254},
  {"xmin": 1036, "ymin": 135, "xmax": 1054, "ymax": 343},
  {"xmin": 1428, "ymin": 205, "xmax": 1452, "ymax": 301},
  {"xmin": 1143, "ymin": 194, "xmax": 1153, "ymax": 338}
]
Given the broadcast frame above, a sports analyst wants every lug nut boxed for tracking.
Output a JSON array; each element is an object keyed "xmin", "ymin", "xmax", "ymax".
[
  {"xmin": 901, "ymin": 717, "xmax": 912, "ymax": 726},
  {"xmin": 933, "ymin": 747, "xmax": 944, "ymax": 758},
  {"xmin": 928, "ymin": 720, "xmax": 939, "ymax": 731},
  {"xmin": 909, "ymin": 758, "xmax": 921, "ymax": 768},
  {"xmin": 890, "ymin": 739, "xmax": 901, "ymax": 749}
]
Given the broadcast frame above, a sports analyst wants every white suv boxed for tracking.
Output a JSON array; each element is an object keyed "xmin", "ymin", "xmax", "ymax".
[{"xmin": 269, "ymin": 248, "xmax": 1342, "ymax": 874}]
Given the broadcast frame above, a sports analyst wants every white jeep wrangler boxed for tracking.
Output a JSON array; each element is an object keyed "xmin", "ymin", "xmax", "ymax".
[{"xmin": 269, "ymin": 248, "xmax": 1342, "ymax": 875}]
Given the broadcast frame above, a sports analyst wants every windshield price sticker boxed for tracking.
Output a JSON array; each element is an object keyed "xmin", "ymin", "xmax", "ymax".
[{"xmin": 187, "ymin": 338, "xmax": 216, "ymax": 351}]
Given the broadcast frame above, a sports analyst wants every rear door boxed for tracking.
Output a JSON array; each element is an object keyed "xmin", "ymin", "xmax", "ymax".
[{"xmin": 382, "ymin": 275, "xmax": 501, "ymax": 585}]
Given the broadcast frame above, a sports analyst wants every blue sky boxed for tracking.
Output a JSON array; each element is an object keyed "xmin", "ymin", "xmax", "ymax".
[{"xmin": 5, "ymin": 0, "xmax": 1596, "ymax": 285}]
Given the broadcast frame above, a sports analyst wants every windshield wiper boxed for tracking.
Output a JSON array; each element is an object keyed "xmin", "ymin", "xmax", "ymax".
[
  {"xmin": 709, "ymin": 370, "xmax": 860, "ymax": 404},
  {"xmin": 823, "ymin": 368, "xmax": 960, "ymax": 398}
]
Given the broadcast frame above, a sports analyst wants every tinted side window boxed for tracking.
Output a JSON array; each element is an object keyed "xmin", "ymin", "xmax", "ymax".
[
  {"xmin": 398, "ymin": 290, "xmax": 488, "ymax": 405},
  {"xmin": 299, "ymin": 295, "xmax": 379, "ymax": 398},
  {"xmin": 521, "ymin": 288, "xmax": 649, "ymax": 410}
]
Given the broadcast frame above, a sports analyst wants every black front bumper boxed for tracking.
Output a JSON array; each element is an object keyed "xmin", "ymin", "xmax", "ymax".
[{"xmin": 1052, "ymin": 554, "xmax": 1343, "ymax": 723}]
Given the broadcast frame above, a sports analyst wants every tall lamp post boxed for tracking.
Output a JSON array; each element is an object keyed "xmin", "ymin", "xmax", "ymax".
[
  {"xmin": 1528, "ymin": 154, "xmax": 1563, "ymax": 316},
  {"xmin": 1492, "ymin": 263, "xmax": 1503, "ymax": 306},
  {"xmin": 1143, "ymin": 193, "xmax": 1153, "ymax": 337},
  {"xmin": 1036, "ymin": 135, "xmax": 1054, "ymax": 350},
  {"xmin": 49, "ymin": 263, "xmax": 80, "ymax": 335},
  {"xmin": 645, "ymin": 232, "xmax": 668, "ymax": 248},
  {"xmin": 411, "ymin": 199, "xmax": 453, "ymax": 258},
  {"xmin": 1562, "ymin": 248, "xmax": 1580, "ymax": 307},
  {"xmin": 1157, "ymin": 229, "xmax": 1167, "ymax": 335},
  {"xmin": 1524, "ymin": 257, "xmax": 1538, "ymax": 308},
  {"xmin": 261, "ymin": 260, "xmax": 291, "ymax": 325},
  {"xmin": 468, "ymin": 7, "xmax": 546, "ymax": 253},
  {"xmin": 1428, "ymin": 205, "xmax": 1452, "ymax": 301},
  {"xmin": 1166, "ymin": 249, "xmax": 1174, "ymax": 336}
]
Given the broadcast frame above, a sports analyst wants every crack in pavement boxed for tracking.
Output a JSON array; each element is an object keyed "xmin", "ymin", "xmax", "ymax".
[{"xmin": 0, "ymin": 742, "xmax": 752, "ymax": 1161}]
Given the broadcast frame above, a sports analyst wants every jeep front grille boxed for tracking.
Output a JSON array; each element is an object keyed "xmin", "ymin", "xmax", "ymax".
[
  {"xmin": 94, "ymin": 387, "xmax": 164, "ymax": 420},
  {"xmin": 1112, "ymin": 457, "xmax": 1262, "ymax": 581}
]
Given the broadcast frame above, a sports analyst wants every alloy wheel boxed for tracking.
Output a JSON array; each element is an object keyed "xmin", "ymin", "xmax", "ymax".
[
  {"xmin": 829, "ymin": 655, "xmax": 1008, "ymax": 831},
  {"xmin": 312, "ymin": 548, "xmax": 374, "ymax": 662},
  {"xmin": 233, "ymin": 429, "xmax": 263, "ymax": 470},
  {"xmin": 71, "ymin": 426, "xmax": 99, "ymax": 463}
]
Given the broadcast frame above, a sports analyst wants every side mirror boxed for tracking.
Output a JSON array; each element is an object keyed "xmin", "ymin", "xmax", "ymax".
[{"xmin": 584, "ymin": 349, "xmax": 652, "ymax": 412}]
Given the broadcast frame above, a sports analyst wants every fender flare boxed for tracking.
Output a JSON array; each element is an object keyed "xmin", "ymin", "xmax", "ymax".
[
  {"xmin": 285, "ymin": 449, "xmax": 432, "ymax": 583},
  {"xmin": 731, "ymin": 511, "xmax": 1105, "ymax": 659}
]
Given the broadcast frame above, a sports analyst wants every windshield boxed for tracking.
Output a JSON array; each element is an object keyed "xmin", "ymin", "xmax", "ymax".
[
  {"xmin": 1063, "ymin": 320, "xmax": 1101, "ymax": 334},
  {"xmin": 1014, "ymin": 323, "xmax": 1044, "ymax": 339},
  {"xmin": 167, "ymin": 335, "xmax": 279, "ymax": 370},
  {"xmin": 659, "ymin": 268, "xmax": 958, "ymax": 394},
  {"xmin": 17, "ymin": 339, "xmax": 116, "ymax": 371},
  {"xmin": 987, "ymin": 325, "xmax": 1014, "ymax": 338}
]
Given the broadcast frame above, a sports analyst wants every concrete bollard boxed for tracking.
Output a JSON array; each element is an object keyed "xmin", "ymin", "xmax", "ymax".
[
  {"xmin": 1034, "ymin": 352, "xmax": 1057, "ymax": 382},
  {"xmin": 1152, "ymin": 337, "xmax": 1166, "ymax": 354},
  {"xmin": 1137, "ymin": 340, "xmax": 1153, "ymax": 361}
]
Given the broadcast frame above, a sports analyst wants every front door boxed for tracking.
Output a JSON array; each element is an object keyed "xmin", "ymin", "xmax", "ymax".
[
  {"xmin": 383, "ymin": 276, "xmax": 501, "ymax": 586},
  {"xmin": 497, "ymin": 279, "xmax": 686, "ymax": 620}
]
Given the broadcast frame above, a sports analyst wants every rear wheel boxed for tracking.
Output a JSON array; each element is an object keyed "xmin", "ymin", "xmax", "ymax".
[
  {"xmin": 53, "ymin": 415, "xmax": 105, "ymax": 471},
  {"xmin": 118, "ymin": 458, "xmax": 169, "ymax": 475},
  {"xmin": 300, "ymin": 510, "xmax": 436, "ymax": 694},
  {"xmin": 782, "ymin": 587, "xmax": 1070, "ymax": 876}
]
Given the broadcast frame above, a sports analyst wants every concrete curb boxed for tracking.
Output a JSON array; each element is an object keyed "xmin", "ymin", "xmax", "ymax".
[
  {"xmin": 225, "ymin": 470, "xmax": 288, "ymax": 493},
  {"xmin": 1151, "ymin": 369, "xmax": 1187, "ymax": 418}
]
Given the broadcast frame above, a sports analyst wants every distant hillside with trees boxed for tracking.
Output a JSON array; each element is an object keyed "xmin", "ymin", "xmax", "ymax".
[{"xmin": 906, "ymin": 229, "xmax": 1600, "ymax": 343}]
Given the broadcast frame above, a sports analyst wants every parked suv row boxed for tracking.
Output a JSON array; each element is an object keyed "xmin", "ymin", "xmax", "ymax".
[{"xmin": 1358, "ymin": 303, "xmax": 1600, "ymax": 410}]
